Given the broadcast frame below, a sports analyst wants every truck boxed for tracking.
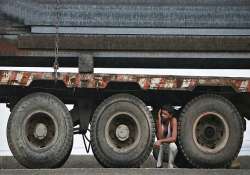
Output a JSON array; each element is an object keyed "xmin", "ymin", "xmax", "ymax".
[{"xmin": 0, "ymin": 0, "xmax": 250, "ymax": 169}]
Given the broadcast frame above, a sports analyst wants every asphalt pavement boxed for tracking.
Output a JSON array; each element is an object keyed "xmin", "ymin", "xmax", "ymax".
[
  {"xmin": 0, "ymin": 155, "xmax": 250, "ymax": 175},
  {"xmin": 1, "ymin": 168, "xmax": 250, "ymax": 175}
]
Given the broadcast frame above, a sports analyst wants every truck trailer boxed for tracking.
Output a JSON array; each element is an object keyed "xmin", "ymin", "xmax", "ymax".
[{"xmin": 0, "ymin": 0, "xmax": 250, "ymax": 169}]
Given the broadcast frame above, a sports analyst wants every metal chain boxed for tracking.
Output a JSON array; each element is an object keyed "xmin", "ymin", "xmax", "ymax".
[{"xmin": 54, "ymin": 0, "xmax": 60, "ymax": 80}]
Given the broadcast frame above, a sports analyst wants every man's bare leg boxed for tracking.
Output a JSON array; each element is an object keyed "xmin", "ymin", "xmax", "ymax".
[
  {"xmin": 157, "ymin": 144, "xmax": 164, "ymax": 168},
  {"xmin": 168, "ymin": 143, "xmax": 178, "ymax": 168}
]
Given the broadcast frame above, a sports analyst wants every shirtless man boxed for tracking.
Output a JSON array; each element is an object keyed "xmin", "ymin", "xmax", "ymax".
[{"xmin": 154, "ymin": 104, "xmax": 178, "ymax": 168}]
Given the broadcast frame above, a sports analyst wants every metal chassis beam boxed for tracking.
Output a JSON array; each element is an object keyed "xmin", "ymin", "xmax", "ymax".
[{"xmin": 31, "ymin": 27, "xmax": 250, "ymax": 36}]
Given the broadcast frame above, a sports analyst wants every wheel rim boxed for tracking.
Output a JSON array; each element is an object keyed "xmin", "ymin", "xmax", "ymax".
[
  {"xmin": 23, "ymin": 111, "xmax": 58, "ymax": 150},
  {"xmin": 105, "ymin": 112, "xmax": 141, "ymax": 153},
  {"xmin": 192, "ymin": 112, "xmax": 229, "ymax": 153}
]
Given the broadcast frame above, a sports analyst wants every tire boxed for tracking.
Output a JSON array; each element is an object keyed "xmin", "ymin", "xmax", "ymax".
[
  {"xmin": 91, "ymin": 94, "xmax": 155, "ymax": 168},
  {"xmin": 7, "ymin": 92, "xmax": 73, "ymax": 169},
  {"xmin": 178, "ymin": 94, "xmax": 243, "ymax": 168},
  {"xmin": 174, "ymin": 143, "xmax": 194, "ymax": 168}
]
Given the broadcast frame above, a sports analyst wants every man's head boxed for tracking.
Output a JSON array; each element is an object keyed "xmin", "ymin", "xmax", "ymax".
[{"xmin": 161, "ymin": 104, "xmax": 175, "ymax": 120}]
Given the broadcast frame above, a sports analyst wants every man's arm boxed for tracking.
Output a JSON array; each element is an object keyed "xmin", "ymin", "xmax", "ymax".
[
  {"xmin": 156, "ymin": 109, "xmax": 164, "ymax": 139},
  {"xmin": 159, "ymin": 118, "xmax": 177, "ymax": 143}
]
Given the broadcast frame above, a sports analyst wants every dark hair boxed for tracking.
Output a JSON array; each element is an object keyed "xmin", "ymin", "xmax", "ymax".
[{"xmin": 161, "ymin": 104, "xmax": 175, "ymax": 115}]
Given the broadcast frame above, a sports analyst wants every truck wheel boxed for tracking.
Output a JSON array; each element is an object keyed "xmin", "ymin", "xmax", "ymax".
[
  {"xmin": 7, "ymin": 92, "xmax": 73, "ymax": 168},
  {"xmin": 174, "ymin": 144, "xmax": 194, "ymax": 168},
  {"xmin": 178, "ymin": 94, "xmax": 243, "ymax": 168},
  {"xmin": 91, "ymin": 94, "xmax": 155, "ymax": 168}
]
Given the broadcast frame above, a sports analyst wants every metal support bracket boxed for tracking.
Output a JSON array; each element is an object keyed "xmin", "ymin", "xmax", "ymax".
[
  {"xmin": 78, "ymin": 54, "xmax": 94, "ymax": 73},
  {"xmin": 72, "ymin": 98, "xmax": 95, "ymax": 134}
]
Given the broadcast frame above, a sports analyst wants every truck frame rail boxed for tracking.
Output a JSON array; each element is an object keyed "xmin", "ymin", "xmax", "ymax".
[{"xmin": 0, "ymin": 70, "xmax": 249, "ymax": 93}]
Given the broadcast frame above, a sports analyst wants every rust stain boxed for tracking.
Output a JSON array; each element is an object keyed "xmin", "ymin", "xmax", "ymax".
[
  {"xmin": 10, "ymin": 71, "xmax": 17, "ymax": 82},
  {"xmin": 20, "ymin": 72, "xmax": 31, "ymax": 85}
]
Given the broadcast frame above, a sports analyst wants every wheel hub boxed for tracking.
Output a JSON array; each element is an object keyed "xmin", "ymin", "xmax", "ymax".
[
  {"xmin": 115, "ymin": 124, "xmax": 130, "ymax": 141},
  {"xmin": 105, "ymin": 112, "xmax": 141, "ymax": 153},
  {"xmin": 34, "ymin": 123, "xmax": 47, "ymax": 140},
  {"xmin": 204, "ymin": 125, "xmax": 216, "ymax": 139},
  {"xmin": 193, "ymin": 112, "xmax": 229, "ymax": 153},
  {"xmin": 25, "ymin": 111, "xmax": 57, "ymax": 149}
]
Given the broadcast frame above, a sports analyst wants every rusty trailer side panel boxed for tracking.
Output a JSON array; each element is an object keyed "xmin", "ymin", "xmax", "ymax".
[{"xmin": 0, "ymin": 70, "xmax": 249, "ymax": 93}]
